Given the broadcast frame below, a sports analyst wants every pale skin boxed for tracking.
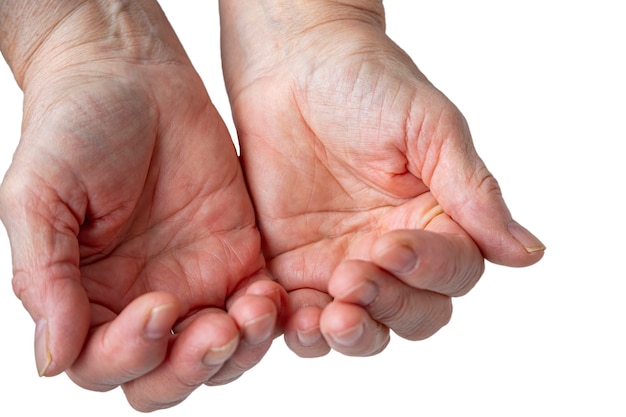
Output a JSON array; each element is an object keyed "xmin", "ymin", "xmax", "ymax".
[
  {"xmin": 218, "ymin": 0, "xmax": 545, "ymax": 357},
  {"xmin": 0, "ymin": 0, "xmax": 287, "ymax": 412},
  {"xmin": 0, "ymin": 0, "xmax": 545, "ymax": 412}
]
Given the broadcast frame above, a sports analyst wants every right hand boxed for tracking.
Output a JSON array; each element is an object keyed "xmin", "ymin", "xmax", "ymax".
[{"xmin": 0, "ymin": 2, "xmax": 287, "ymax": 411}]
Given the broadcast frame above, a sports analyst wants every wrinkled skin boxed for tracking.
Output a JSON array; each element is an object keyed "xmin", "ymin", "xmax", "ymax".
[
  {"xmin": 0, "ymin": 23, "xmax": 286, "ymax": 413},
  {"xmin": 220, "ymin": 7, "xmax": 544, "ymax": 356}
]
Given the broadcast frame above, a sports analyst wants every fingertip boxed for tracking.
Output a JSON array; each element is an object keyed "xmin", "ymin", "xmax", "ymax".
[
  {"xmin": 229, "ymin": 294, "xmax": 277, "ymax": 346},
  {"xmin": 34, "ymin": 285, "xmax": 91, "ymax": 377},
  {"xmin": 283, "ymin": 289, "xmax": 332, "ymax": 357},
  {"xmin": 370, "ymin": 234, "xmax": 418, "ymax": 276},
  {"xmin": 144, "ymin": 301, "xmax": 181, "ymax": 340},
  {"xmin": 368, "ymin": 230, "xmax": 483, "ymax": 297},
  {"xmin": 476, "ymin": 220, "xmax": 546, "ymax": 267},
  {"xmin": 328, "ymin": 258, "xmax": 455, "ymax": 341},
  {"xmin": 320, "ymin": 301, "xmax": 390, "ymax": 357},
  {"xmin": 244, "ymin": 278, "xmax": 282, "ymax": 300},
  {"xmin": 506, "ymin": 220, "xmax": 546, "ymax": 264},
  {"xmin": 284, "ymin": 305, "xmax": 330, "ymax": 358},
  {"xmin": 176, "ymin": 309, "xmax": 241, "ymax": 369},
  {"xmin": 122, "ymin": 309, "xmax": 242, "ymax": 411},
  {"xmin": 427, "ymin": 141, "xmax": 546, "ymax": 268},
  {"xmin": 67, "ymin": 292, "xmax": 182, "ymax": 391},
  {"xmin": 34, "ymin": 319, "xmax": 52, "ymax": 377},
  {"xmin": 327, "ymin": 261, "xmax": 379, "ymax": 306},
  {"xmin": 243, "ymin": 279, "xmax": 291, "ymax": 331},
  {"xmin": 201, "ymin": 333, "xmax": 239, "ymax": 367}
]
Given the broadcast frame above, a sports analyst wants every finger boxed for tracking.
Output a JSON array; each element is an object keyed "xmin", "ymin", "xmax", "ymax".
[
  {"xmin": 267, "ymin": 239, "xmax": 346, "ymax": 293},
  {"xmin": 121, "ymin": 308, "xmax": 240, "ymax": 412},
  {"xmin": 320, "ymin": 300, "xmax": 390, "ymax": 357},
  {"xmin": 226, "ymin": 274, "xmax": 291, "ymax": 338},
  {"xmin": 283, "ymin": 289, "xmax": 332, "ymax": 358},
  {"xmin": 66, "ymin": 291, "xmax": 181, "ymax": 391},
  {"xmin": 206, "ymin": 292, "xmax": 278, "ymax": 385},
  {"xmin": 329, "ymin": 260, "xmax": 453, "ymax": 341},
  {"xmin": 0, "ymin": 174, "xmax": 90, "ymax": 377},
  {"xmin": 370, "ymin": 229, "xmax": 484, "ymax": 297},
  {"xmin": 413, "ymin": 104, "xmax": 546, "ymax": 267}
]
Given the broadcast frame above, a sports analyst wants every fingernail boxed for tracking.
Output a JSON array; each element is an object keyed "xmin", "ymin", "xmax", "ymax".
[
  {"xmin": 297, "ymin": 327, "xmax": 322, "ymax": 347},
  {"xmin": 381, "ymin": 245, "xmax": 417, "ymax": 274},
  {"xmin": 242, "ymin": 313, "xmax": 275, "ymax": 346},
  {"xmin": 35, "ymin": 319, "xmax": 52, "ymax": 377},
  {"xmin": 330, "ymin": 323, "xmax": 364, "ymax": 347},
  {"xmin": 339, "ymin": 281, "xmax": 378, "ymax": 306},
  {"xmin": 145, "ymin": 304, "xmax": 178, "ymax": 340},
  {"xmin": 508, "ymin": 221, "xmax": 546, "ymax": 253},
  {"xmin": 203, "ymin": 336, "xmax": 239, "ymax": 366}
]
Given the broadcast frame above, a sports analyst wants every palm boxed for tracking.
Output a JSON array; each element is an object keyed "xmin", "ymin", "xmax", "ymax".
[
  {"xmin": 11, "ymin": 62, "xmax": 264, "ymax": 337},
  {"xmin": 230, "ymin": 29, "xmax": 470, "ymax": 294}
]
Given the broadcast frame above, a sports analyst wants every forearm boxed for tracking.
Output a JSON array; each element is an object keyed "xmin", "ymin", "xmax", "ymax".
[{"xmin": 0, "ymin": 0, "xmax": 182, "ymax": 88}]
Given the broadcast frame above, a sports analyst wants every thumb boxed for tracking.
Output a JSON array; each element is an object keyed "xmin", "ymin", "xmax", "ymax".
[
  {"xmin": 0, "ymin": 171, "xmax": 91, "ymax": 377},
  {"xmin": 423, "ymin": 109, "xmax": 545, "ymax": 267}
]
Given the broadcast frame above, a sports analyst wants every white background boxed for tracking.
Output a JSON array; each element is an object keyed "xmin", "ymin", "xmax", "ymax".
[{"xmin": 1, "ymin": 1, "xmax": 624, "ymax": 415}]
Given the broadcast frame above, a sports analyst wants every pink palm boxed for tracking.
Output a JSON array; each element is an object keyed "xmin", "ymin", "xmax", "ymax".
[
  {"xmin": 225, "ymin": 24, "xmax": 491, "ymax": 355},
  {"xmin": 1, "ymin": 60, "xmax": 283, "ymax": 409}
]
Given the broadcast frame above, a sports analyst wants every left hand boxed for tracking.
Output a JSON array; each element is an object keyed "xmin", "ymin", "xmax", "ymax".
[{"xmin": 219, "ymin": 0, "xmax": 544, "ymax": 357}]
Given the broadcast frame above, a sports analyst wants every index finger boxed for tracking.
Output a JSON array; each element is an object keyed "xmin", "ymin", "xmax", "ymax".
[{"xmin": 370, "ymin": 229, "xmax": 484, "ymax": 297}]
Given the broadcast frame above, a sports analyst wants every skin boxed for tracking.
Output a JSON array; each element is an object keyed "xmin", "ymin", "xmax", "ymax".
[
  {"xmin": 0, "ymin": 0, "xmax": 545, "ymax": 411},
  {"xmin": 0, "ymin": 1, "xmax": 287, "ymax": 411},
  {"xmin": 218, "ymin": 0, "xmax": 545, "ymax": 357}
]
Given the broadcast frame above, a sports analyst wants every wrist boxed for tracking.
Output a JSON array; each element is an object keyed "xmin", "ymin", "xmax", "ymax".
[
  {"xmin": 219, "ymin": 0, "xmax": 385, "ymax": 94},
  {"xmin": 0, "ymin": 0, "xmax": 184, "ymax": 89},
  {"xmin": 219, "ymin": 0, "xmax": 385, "ymax": 40}
]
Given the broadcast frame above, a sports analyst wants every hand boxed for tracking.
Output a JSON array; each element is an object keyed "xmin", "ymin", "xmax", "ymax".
[
  {"xmin": 0, "ymin": 1, "xmax": 286, "ymax": 411},
  {"xmin": 219, "ymin": 1, "xmax": 544, "ymax": 357}
]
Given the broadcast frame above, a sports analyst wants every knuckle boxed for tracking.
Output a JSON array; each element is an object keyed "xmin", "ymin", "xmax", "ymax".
[
  {"xmin": 446, "ymin": 243, "xmax": 485, "ymax": 297},
  {"xmin": 376, "ymin": 289, "xmax": 452, "ymax": 341},
  {"xmin": 402, "ymin": 294, "xmax": 452, "ymax": 341}
]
